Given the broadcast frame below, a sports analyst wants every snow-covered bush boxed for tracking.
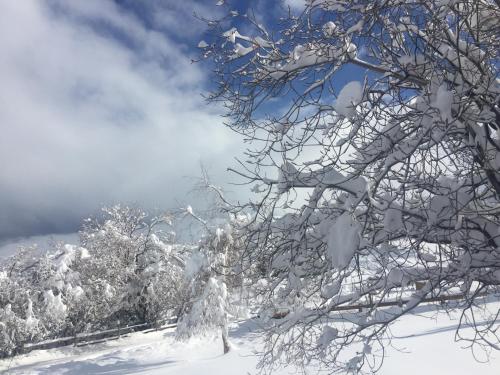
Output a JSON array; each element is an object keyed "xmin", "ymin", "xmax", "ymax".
[{"xmin": 201, "ymin": 0, "xmax": 500, "ymax": 372}]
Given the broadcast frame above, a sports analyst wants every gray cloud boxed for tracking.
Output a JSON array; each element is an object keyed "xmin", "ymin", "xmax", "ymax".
[{"xmin": 0, "ymin": 0, "xmax": 244, "ymax": 243}]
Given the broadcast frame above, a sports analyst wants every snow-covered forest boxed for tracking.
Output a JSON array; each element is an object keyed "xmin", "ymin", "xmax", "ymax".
[{"xmin": 1, "ymin": 0, "xmax": 499, "ymax": 374}]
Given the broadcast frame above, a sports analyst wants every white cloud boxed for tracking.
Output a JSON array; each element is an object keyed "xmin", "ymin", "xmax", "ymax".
[
  {"xmin": 0, "ymin": 0, "xmax": 243, "ymax": 241},
  {"xmin": 283, "ymin": 0, "xmax": 306, "ymax": 12}
]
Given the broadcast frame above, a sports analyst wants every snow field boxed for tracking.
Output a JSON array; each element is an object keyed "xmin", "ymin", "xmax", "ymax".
[{"xmin": 2, "ymin": 302, "xmax": 499, "ymax": 375}]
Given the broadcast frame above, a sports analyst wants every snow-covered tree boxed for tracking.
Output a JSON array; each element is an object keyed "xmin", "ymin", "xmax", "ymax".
[
  {"xmin": 177, "ymin": 274, "xmax": 231, "ymax": 353},
  {"xmin": 175, "ymin": 205, "xmax": 233, "ymax": 354},
  {"xmin": 200, "ymin": 0, "xmax": 500, "ymax": 372},
  {"xmin": 175, "ymin": 188, "xmax": 249, "ymax": 355},
  {"xmin": 78, "ymin": 205, "xmax": 184, "ymax": 328},
  {"xmin": 0, "ymin": 242, "xmax": 93, "ymax": 345},
  {"xmin": 0, "ymin": 205, "xmax": 187, "ymax": 355},
  {"xmin": 0, "ymin": 247, "xmax": 46, "ymax": 356}
]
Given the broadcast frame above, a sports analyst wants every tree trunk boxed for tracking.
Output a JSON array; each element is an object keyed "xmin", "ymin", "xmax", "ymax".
[{"xmin": 222, "ymin": 329, "xmax": 230, "ymax": 354}]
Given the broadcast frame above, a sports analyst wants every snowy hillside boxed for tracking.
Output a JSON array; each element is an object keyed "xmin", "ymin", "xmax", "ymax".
[{"xmin": 2, "ymin": 302, "xmax": 499, "ymax": 375}]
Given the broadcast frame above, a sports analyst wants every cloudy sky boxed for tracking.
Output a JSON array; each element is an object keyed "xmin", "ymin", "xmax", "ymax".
[{"xmin": 1, "ymin": 0, "xmax": 309, "ymax": 246}]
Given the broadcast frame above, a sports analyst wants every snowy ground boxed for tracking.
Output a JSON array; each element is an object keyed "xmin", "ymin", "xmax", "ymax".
[{"xmin": 2, "ymin": 303, "xmax": 499, "ymax": 375}]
